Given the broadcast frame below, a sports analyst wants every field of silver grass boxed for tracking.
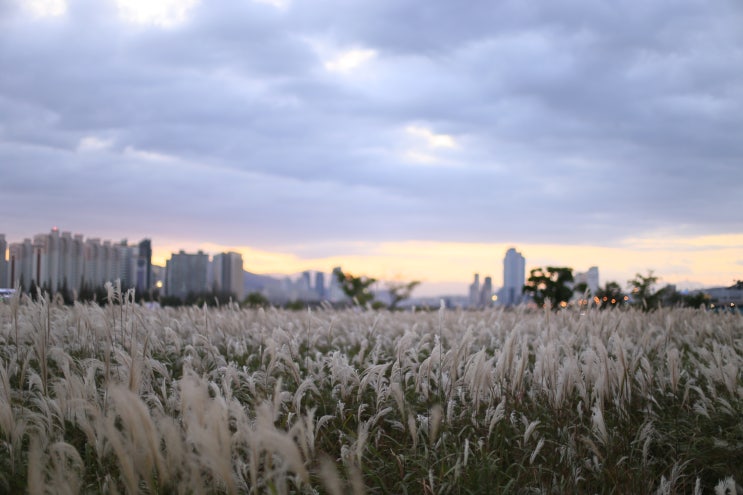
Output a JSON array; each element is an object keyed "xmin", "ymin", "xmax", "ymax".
[{"xmin": 1, "ymin": 286, "xmax": 742, "ymax": 494}]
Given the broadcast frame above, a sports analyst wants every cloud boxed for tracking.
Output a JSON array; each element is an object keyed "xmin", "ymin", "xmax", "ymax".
[
  {"xmin": 24, "ymin": 0, "xmax": 66, "ymax": 17},
  {"xmin": 405, "ymin": 125, "xmax": 457, "ymax": 149},
  {"xmin": 323, "ymin": 48, "xmax": 377, "ymax": 73},
  {"xmin": 115, "ymin": 0, "xmax": 199, "ymax": 27},
  {"xmin": 123, "ymin": 146, "xmax": 176, "ymax": 162},
  {"xmin": 77, "ymin": 136, "xmax": 113, "ymax": 152},
  {"xmin": 0, "ymin": 0, "xmax": 742, "ymax": 291},
  {"xmin": 403, "ymin": 150, "xmax": 442, "ymax": 165},
  {"xmin": 251, "ymin": 0, "xmax": 289, "ymax": 10}
]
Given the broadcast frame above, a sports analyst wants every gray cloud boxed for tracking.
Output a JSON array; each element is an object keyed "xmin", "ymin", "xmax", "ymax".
[{"xmin": 1, "ymin": 0, "xmax": 742, "ymax": 251}]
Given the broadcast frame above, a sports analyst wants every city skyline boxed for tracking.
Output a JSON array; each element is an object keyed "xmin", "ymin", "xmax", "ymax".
[
  {"xmin": 1, "ymin": 227, "xmax": 739, "ymax": 298},
  {"xmin": 1, "ymin": 0, "xmax": 742, "ymax": 296}
]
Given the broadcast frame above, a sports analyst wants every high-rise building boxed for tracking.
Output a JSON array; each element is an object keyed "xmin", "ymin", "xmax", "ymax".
[
  {"xmin": 25, "ymin": 229, "xmax": 88, "ymax": 292},
  {"xmin": 32, "ymin": 233, "xmax": 49, "ymax": 290},
  {"xmin": 0, "ymin": 234, "xmax": 7, "ymax": 289},
  {"xmin": 59, "ymin": 232, "xmax": 85, "ymax": 292},
  {"xmin": 136, "ymin": 239, "xmax": 152, "ymax": 293},
  {"xmin": 117, "ymin": 238, "xmax": 154, "ymax": 293},
  {"xmin": 103, "ymin": 238, "xmax": 154, "ymax": 293},
  {"xmin": 314, "ymin": 272, "xmax": 325, "ymax": 299},
  {"xmin": 573, "ymin": 266, "xmax": 600, "ymax": 295},
  {"xmin": 329, "ymin": 267, "xmax": 345, "ymax": 302},
  {"xmin": 102, "ymin": 240, "xmax": 119, "ymax": 287},
  {"xmin": 212, "ymin": 252, "xmax": 244, "ymax": 300},
  {"xmin": 4, "ymin": 229, "xmax": 150, "ymax": 295},
  {"xmin": 480, "ymin": 276, "xmax": 493, "ymax": 307},
  {"xmin": 501, "ymin": 248, "xmax": 526, "ymax": 306},
  {"xmin": 165, "ymin": 250, "xmax": 209, "ymax": 299},
  {"xmin": 299, "ymin": 271, "xmax": 311, "ymax": 293},
  {"xmin": 83, "ymin": 238, "xmax": 102, "ymax": 288},
  {"xmin": 468, "ymin": 273, "xmax": 480, "ymax": 307},
  {"xmin": 8, "ymin": 239, "xmax": 33, "ymax": 291}
]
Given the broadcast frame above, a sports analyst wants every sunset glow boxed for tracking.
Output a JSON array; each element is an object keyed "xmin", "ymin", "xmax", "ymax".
[
  {"xmin": 151, "ymin": 233, "xmax": 742, "ymax": 296},
  {"xmin": 2, "ymin": 0, "xmax": 741, "ymax": 300}
]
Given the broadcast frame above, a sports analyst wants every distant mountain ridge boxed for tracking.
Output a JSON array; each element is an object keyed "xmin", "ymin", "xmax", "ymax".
[{"xmin": 243, "ymin": 271, "xmax": 282, "ymax": 292}]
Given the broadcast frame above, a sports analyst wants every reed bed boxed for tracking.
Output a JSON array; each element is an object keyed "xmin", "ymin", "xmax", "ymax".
[{"xmin": 0, "ymin": 287, "xmax": 741, "ymax": 494}]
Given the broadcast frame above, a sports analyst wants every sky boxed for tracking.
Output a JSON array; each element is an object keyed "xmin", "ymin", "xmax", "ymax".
[{"xmin": 1, "ymin": 0, "xmax": 742, "ymax": 296}]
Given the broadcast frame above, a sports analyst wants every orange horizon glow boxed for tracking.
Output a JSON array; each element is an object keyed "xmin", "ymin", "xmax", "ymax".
[{"xmin": 150, "ymin": 234, "xmax": 743, "ymax": 296}]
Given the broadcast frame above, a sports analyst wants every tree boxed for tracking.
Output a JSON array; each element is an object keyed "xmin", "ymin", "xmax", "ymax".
[
  {"xmin": 28, "ymin": 280, "xmax": 39, "ymax": 301},
  {"xmin": 335, "ymin": 270, "xmax": 376, "ymax": 307},
  {"xmin": 653, "ymin": 285, "xmax": 710, "ymax": 309},
  {"xmin": 159, "ymin": 295, "xmax": 183, "ymax": 307},
  {"xmin": 184, "ymin": 288, "xmax": 236, "ymax": 307},
  {"xmin": 573, "ymin": 282, "xmax": 589, "ymax": 297},
  {"xmin": 523, "ymin": 267, "xmax": 574, "ymax": 309},
  {"xmin": 284, "ymin": 300, "xmax": 308, "ymax": 311},
  {"xmin": 595, "ymin": 281, "xmax": 626, "ymax": 309},
  {"xmin": 680, "ymin": 291, "xmax": 709, "ymax": 309},
  {"xmin": 243, "ymin": 292, "xmax": 270, "ymax": 309},
  {"xmin": 387, "ymin": 280, "xmax": 420, "ymax": 310},
  {"xmin": 628, "ymin": 271, "xmax": 660, "ymax": 311},
  {"xmin": 59, "ymin": 277, "xmax": 74, "ymax": 305}
]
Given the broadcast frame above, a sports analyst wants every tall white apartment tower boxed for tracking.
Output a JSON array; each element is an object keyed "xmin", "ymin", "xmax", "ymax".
[
  {"xmin": 165, "ymin": 251, "xmax": 210, "ymax": 299},
  {"xmin": 574, "ymin": 266, "xmax": 600, "ymax": 295},
  {"xmin": 315, "ymin": 272, "xmax": 326, "ymax": 299},
  {"xmin": 8, "ymin": 239, "xmax": 33, "ymax": 290},
  {"xmin": 32, "ymin": 233, "xmax": 50, "ymax": 290},
  {"xmin": 468, "ymin": 274, "xmax": 481, "ymax": 307},
  {"xmin": 480, "ymin": 276, "xmax": 493, "ymax": 307},
  {"xmin": 213, "ymin": 252, "xmax": 244, "ymax": 300},
  {"xmin": 63, "ymin": 233, "xmax": 85, "ymax": 292},
  {"xmin": 53, "ymin": 229, "xmax": 84, "ymax": 293},
  {"xmin": 84, "ymin": 238, "xmax": 102, "ymax": 288},
  {"xmin": 0, "ymin": 234, "xmax": 7, "ymax": 289},
  {"xmin": 502, "ymin": 248, "xmax": 526, "ymax": 306},
  {"xmin": 329, "ymin": 267, "xmax": 346, "ymax": 302}
]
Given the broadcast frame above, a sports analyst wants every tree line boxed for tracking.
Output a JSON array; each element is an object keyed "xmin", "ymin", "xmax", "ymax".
[
  {"xmin": 523, "ymin": 267, "xmax": 714, "ymax": 311},
  {"xmin": 9, "ymin": 270, "xmax": 421, "ymax": 311},
  {"xmin": 11, "ymin": 268, "xmax": 727, "ymax": 312}
]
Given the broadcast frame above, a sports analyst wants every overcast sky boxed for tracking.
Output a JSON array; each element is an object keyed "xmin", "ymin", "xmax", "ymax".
[{"xmin": 1, "ymin": 0, "xmax": 742, "ymax": 294}]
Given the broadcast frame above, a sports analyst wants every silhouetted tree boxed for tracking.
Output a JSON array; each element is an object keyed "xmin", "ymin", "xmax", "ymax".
[
  {"xmin": 183, "ymin": 288, "xmax": 236, "ymax": 307},
  {"xmin": 59, "ymin": 278, "xmax": 74, "ymax": 305},
  {"xmin": 387, "ymin": 280, "xmax": 420, "ymax": 310},
  {"xmin": 523, "ymin": 267, "xmax": 574, "ymax": 309},
  {"xmin": 654, "ymin": 285, "xmax": 710, "ymax": 309},
  {"xmin": 284, "ymin": 300, "xmax": 308, "ymax": 311},
  {"xmin": 595, "ymin": 281, "xmax": 626, "ymax": 309},
  {"xmin": 244, "ymin": 292, "xmax": 270, "ymax": 309},
  {"xmin": 28, "ymin": 280, "xmax": 39, "ymax": 301},
  {"xmin": 77, "ymin": 282, "xmax": 108, "ymax": 304},
  {"xmin": 573, "ymin": 282, "xmax": 589, "ymax": 297},
  {"xmin": 335, "ymin": 270, "xmax": 376, "ymax": 307},
  {"xmin": 159, "ymin": 295, "xmax": 183, "ymax": 307},
  {"xmin": 680, "ymin": 291, "xmax": 710, "ymax": 308},
  {"xmin": 628, "ymin": 271, "xmax": 660, "ymax": 311}
]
